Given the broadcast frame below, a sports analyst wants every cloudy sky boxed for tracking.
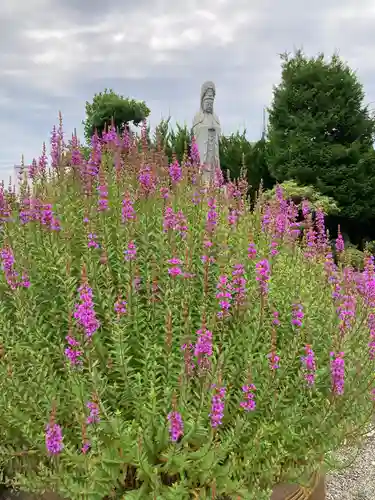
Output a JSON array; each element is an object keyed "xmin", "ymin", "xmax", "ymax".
[{"xmin": 1, "ymin": 0, "xmax": 375, "ymax": 183}]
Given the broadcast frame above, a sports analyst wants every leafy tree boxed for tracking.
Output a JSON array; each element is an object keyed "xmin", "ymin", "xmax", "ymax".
[
  {"xmin": 267, "ymin": 50, "xmax": 375, "ymax": 221},
  {"xmin": 83, "ymin": 88, "xmax": 150, "ymax": 143}
]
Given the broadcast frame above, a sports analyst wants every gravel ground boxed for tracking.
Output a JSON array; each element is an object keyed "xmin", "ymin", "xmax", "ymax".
[{"xmin": 326, "ymin": 423, "xmax": 375, "ymax": 500}]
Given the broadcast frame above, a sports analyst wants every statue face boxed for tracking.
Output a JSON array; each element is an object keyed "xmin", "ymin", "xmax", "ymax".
[{"xmin": 202, "ymin": 88, "xmax": 214, "ymax": 113}]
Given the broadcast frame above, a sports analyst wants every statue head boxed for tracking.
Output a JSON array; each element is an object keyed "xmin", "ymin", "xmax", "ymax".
[{"xmin": 200, "ymin": 81, "xmax": 216, "ymax": 114}]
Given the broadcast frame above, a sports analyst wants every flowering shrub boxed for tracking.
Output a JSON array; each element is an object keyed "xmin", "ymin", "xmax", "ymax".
[
  {"xmin": 264, "ymin": 180, "xmax": 340, "ymax": 215},
  {"xmin": 0, "ymin": 123, "xmax": 374, "ymax": 500}
]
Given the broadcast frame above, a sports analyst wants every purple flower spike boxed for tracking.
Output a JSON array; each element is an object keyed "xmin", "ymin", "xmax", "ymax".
[
  {"xmin": 301, "ymin": 345, "xmax": 316, "ymax": 386},
  {"xmin": 335, "ymin": 231, "xmax": 345, "ymax": 253},
  {"xmin": 247, "ymin": 242, "xmax": 257, "ymax": 260},
  {"xmin": 330, "ymin": 351, "xmax": 345, "ymax": 395},
  {"xmin": 169, "ymin": 160, "xmax": 182, "ymax": 183},
  {"xmin": 73, "ymin": 283, "xmax": 100, "ymax": 338},
  {"xmin": 209, "ymin": 384, "xmax": 226, "ymax": 428},
  {"xmin": 114, "ymin": 298, "xmax": 127, "ymax": 316},
  {"xmin": 124, "ymin": 241, "xmax": 137, "ymax": 261},
  {"xmin": 194, "ymin": 328, "xmax": 213, "ymax": 370},
  {"xmin": 255, "ymin": 259, "xmax": 270, "ymax": 295},
  {"xmin": 240, "ymin": 384, "xmax": 256, "ymax": 412},
  {"xmin": 292, "ymin": 303, "xmax": 304, "ymax": 328},
  {"xmin": 86, "ymin": 401, "xmax": 100, "ymax": 424},
  {"xmin": 122, "ymin": 196, "xmax": 136, "ymax": 223},
  {"xmin": 167, "ymin": 411, "xmax": 184, "ymax": 442},
  {"xmin": 64, "ymin": 335, "xmax": 83, "ymax": 366},
  {"xmin": 45, "ymin": 422, "xmax": 63, "ymax": 455}
]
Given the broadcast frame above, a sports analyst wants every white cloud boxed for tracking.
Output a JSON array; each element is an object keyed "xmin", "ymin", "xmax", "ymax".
[
  {"xmin": 149, "ymin": 29, "xmax": 203, "ymax": 51},
  {"xmin": 26, "ymin": 29, "xmax": 68, "ymax": 41}
]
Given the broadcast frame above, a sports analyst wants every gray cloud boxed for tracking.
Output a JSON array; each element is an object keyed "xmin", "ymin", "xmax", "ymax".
[{"xmin": 1, "ymin": 0, "xmax": 375, "ymax": 181}]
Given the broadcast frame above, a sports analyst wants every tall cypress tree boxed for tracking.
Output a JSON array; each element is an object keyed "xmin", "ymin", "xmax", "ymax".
[{"xmin": 267, "ymin": 50, "xmax": 375, "ymax": 221}]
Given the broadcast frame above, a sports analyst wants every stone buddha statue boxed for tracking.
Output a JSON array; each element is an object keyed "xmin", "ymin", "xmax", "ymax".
[{"xmin": 192, "ymin": 81, "xmax": 221, "ymax": 185}]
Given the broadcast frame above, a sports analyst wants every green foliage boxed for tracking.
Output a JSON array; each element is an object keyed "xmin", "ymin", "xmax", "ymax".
[
  {"xmin": 219, "ymin": 132, "xmax": 275, "ymax": 198},
  {"xmin": 366, "ymin": 241, "xmax": 375, "ymax": 255},
  {"xmin": 343, "ymin": 245, "xmax": 365, "ymax": 270},
  {"xmin": 153, "ymin": 120, "xmax": 274, "ymax": 198},
  {"xmin": 83, "ymin": 88, "xmax": 150, "ymax": 143},
  {"xmin": 0, "ymin": 129, "xmax": 373, "ymax": 499},
  {"xmin": 246, "ymin": 137, "xmax": 275, "ymax": 198},
  {"xmin": 264, "ymin": 180, "xmax": 340, "ymax": 215},
  {"xmin": 267, "ymin": 49, "xmax": 375, "ymax": 221},
  {"xmin": 80, "ymin": 145, "xmax": 91, "ymax": 161},
  {"xmin": 154, "ymin": 118, "xmax": 192, "ymax": 161},
  {"xmin": 219, "ymin": 131, "xmax": 252, "ymax": 180}
]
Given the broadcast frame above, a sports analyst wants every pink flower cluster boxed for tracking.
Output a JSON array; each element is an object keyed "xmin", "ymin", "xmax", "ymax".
[
  {"xmin": 163, "ymin": 207, "xmax": 188, "ymax": 237},
  {"xmin": 124, "ymin": 241, "xmax": 137, "ymax": 261},
  {"xmin": 216, "ymin": 275, "xmax": 232, "ymax": 319},
  {"xmin": 86, "ymin": 401, "xmax": 100, "ymax": 424},
  {"xmin": 190, "ymin": 136, "xmax": 200, "ymax": 165},
  {"xmin": 88, "ymin": 233, "xmax": 99, "ymax": 249},
  {"xmin": 167, "ymin": 411, "xmax": 184, "ymax": 441},
  {"xmin": 330, "ymin": 351, "xmax": 345, "ymax": 395},
  {"xmin": 255, "ymin": 259, "xmax": 270, "ymax": 296},
  {"xmin": 139, "ymin": 165, "xmax": 157, "ymax": 194},
  {"xmin": 247, "ymin": 242, "xmax": 257, "ymax": 260},
  {"xmin": 272, "ymin": 311, "xmax": 280, "ymax": 326},
  {"xmin": 228, "ymin": 208, "xmax": 239, "ymax": 225},
  {"xmin": 114, "ymin": 298, "xmax": 127, "ymax": 316},
  {"xmin": 291, "ymin": 303, "xmax": 304, "ymax": 328},
  {"xmin": 70, "ymin": 134, "xmax": 83, "ymax": 166},
  {"xmin": 335, "ymin": 231, "xmax": 345, "ymax": 253},
  {"xmin": 45, "ymin": 422, "xmax": 63, "ymax": 455},
  {"xmin": 194, "ymin": 328, "xmax": 213, "ymax": 370},
  {"xmin": 267, "ymin": 351, "xmax": 280, "ymax": 370},
  {"xmin": 73, "ymin": 283, "xmax": 100, "ymax": 338},
  {"xmin": 64, "ymin": 335, "xmax": 83, "ymax": 366},
  {"xmin": 209, "ymin": 385, "xmax": 226, "ymax": 428},
  {"xmin": 336, "ymin": 292, "xmax": 356, "ymax": 335},
  {"xmin": 301, "ymin": 345, "xmax": 316, "ymax": 386},
  {"xmin": 122, "ymin": 196, "xmax": 136, "ymax": 223},
  {"xmin": 86, "ymin": 133, "xmax": 101, "ymax": 177},
  {"xmin": 201, "ymin": 239, "xmax": 215, "ymax": 265},
  {"xmin": 97, "ymin": 183, "xmax": 109, "ymax": 211},
  {"xmin": 102, "ymin": 126, "xmax": 120, "ymax": 146},
  {"xmin": 50, "ymin": 125, "xmax": 60, "ymax": 169},
  {"xmin": 169, "ymin": 160, "xmax": 182, "ymax": 183},
  {"xmin": 232, "ymin": 264, "xmax": 247, "ymax": 305},
  {"xmin": 240, "ymin": 384, "xmax": 256, "ymax": 412},
  {"xmin": 19, "ymin": 198, "xmax": 60, "ymax": 231},
  {"xmin": 0, "ymin": 246, "xmax": 30, "ymax": 289},
  {"xmin": 206, "ymin": 197, "xmax": 218, "ymax": 233},
  {"xmin": 168, "ymin": 258, "xmax": 183, "ymax": 277}
]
